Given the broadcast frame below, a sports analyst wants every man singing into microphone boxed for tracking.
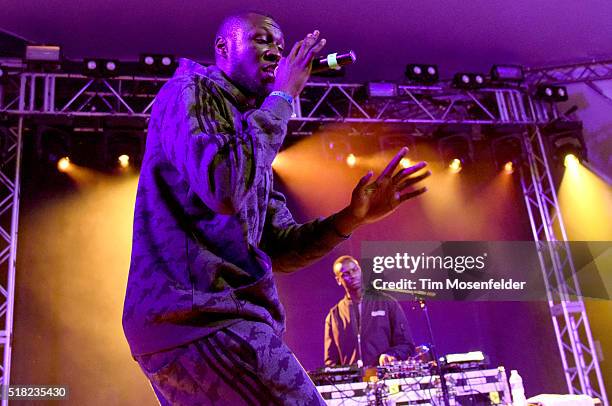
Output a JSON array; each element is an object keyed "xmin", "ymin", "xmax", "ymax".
[{"xmin": 122, "ymin": 11, "xmax": 429, "ymax": 405}]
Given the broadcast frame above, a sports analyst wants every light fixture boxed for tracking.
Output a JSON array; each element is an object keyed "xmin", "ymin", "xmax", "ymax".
[
  {"xmin": 57, "ymin": 157, "xmax": 71, "ymax": 172},
  {"xmin": 453, "ymin": 72, "xmax": 487, "ymax": 89},
  {"xmin": 35, "ymin": 125, "xmax": 73, "ymax": 170},
  {"xmin": 346, "ymin": 153, "xmax": 357, "ymax": 167},
  {"xmin": 118, "ymin": 154, "xmax": 130, "ymax": 168},
  {"xmin": 103, "ymin": 127, "xmax": 145, "ymax": 169},
  {"xmin": 367, "ymin": 82, "xmax": 397, "ymax": 98},
  {"xmin": 490, "ymin": 65, "xmax": 524, "ymax": 83},
  {"xmin": 449, "ymin": 158, "xmax": 462, "ymax": 173},
  {"xmin": 436, "ymin": 131, "xmax": 474, "ymax": 171},
  {"xmin": 25, "ymin": 45, "xmax": 61, "ymax": 63},
  {"xmin": 139, "ymin": 54, "xmax": 177, "ymax": 76},
  {"xmin": 83, "ymin": 58, "xmax": 120, "ymax": 77},
  {"xmin": 405, "ymin": 64, "xmax": 439, "ymax": 84},
  {"xmin": 564, "ymin": 153, "xmax": 579, "ymax": 169},
  {"xmin": 544, "ymin": 121, "xmax": 586, "ymax": 166},
  {"xmin": 490, "ymin": 134, "xmax": 524, "ymax": 173},
  {"xmin": 536, "ymin": 85, "xmax": 568, "ymax": 102}
]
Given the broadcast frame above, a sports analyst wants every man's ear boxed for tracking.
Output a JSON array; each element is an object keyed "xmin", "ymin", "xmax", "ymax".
[{"xmin": 214, "ymin": 36, "xmax": 227, "ymax": 58}]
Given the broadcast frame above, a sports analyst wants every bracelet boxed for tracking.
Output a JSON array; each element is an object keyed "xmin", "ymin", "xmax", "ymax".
[{"xmin": 269, "ymin": 91, "xmax": 294, "ymax": 106}]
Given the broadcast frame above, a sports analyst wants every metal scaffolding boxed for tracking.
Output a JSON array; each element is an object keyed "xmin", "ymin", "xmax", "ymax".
[
  {"xmin": 526, "ymin": 59, "xmax": 612, "ymax": 84},
  {"xmin": 519, "ymin": 113, "xmax": 608, "ymax": 404},
  {"xmin": 526, "ymin": 59, "xmax": 612, "ymax": 107},
  {"xmin": 1, "ymin": 72, "xmax": 540, "ymax": 129},
  {"xmin": 0, "ymin": 116, "xmax": 23, "ymax": 406},
  {"xmin": 0, "ymin": 64, "xmax": 608, "ymax": 404}
]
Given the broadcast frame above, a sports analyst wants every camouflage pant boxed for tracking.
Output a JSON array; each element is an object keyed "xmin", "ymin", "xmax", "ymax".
[{"xmin": 135, "ymin": 320, "xmax": 326, "ymax": 406}]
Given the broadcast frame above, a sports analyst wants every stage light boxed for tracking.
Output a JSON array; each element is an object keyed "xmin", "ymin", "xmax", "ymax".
[
  {"xmin": 367, "ymin": 82, "xmax": 397, "ymax": 97},
  {"xmin": 346, "ymin": 153, "xmax": 357, "ymax": 167},
  {"xmin": 0, "ymin": 65, "xmax": 4, "ymax": 79},
  {"xmin": 489, "ymin": 133, "xmax": 524, "ymax": 173},
  {"xmin": 536, "ymin": 85, "xmax": 568, "ymax": 102},
  {"xmin": 139, "ymin": 54, "xmax": 177, "ymax": 76},
  {"xmin": 103, "ymin": 127, "xmax": 145, "ymax": 169},
  {"xmin": 449, "ymin": 158, "xmax": 462, "ymax": 173},
  {"xmin": 405, "ymin": 64, "xmax": 439, "ymax": 84},
  {"xmin": 453, "ymin": 72, "xmax": 487, "ymax": 89},
  {"xmin": 564, "ymin": 153, "xmax": 579, "ymax": 169},
  {"xmin": 25, "ymin": 45, "xmax": 61, "ymax": 63},
  {"xmin": 436, "ymin": 128, "xmax": 474, "ymax": 171},
  {"xmin": 490, "ymin": 65, "xmax": 524, "ymax": 83},
  {"xmin": 543, "ymin": 120, "xmax": 586, "ymax": 167},
  {"xmin": 118, "ymin": 154, "xmax": 130, "ymax": 168},
  {"xmin": 83, "ymin": 58, "xmax": 120, "ymax": 77},
  {"xmin": 400, "ymin": 157, "xmax": 411, "ymax": 169},
  {"xmin": 35, "ymin": 124, "xmax": 74, "ymax": 169},
  {"xmin": 57, "ymin": 157, "xmax": 71, "ymax": 172}
]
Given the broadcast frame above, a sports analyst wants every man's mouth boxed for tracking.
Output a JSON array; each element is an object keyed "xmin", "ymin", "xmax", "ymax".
[{"xmin": 262, "ymin": 65, "xmax": 277, "ymax": 77}]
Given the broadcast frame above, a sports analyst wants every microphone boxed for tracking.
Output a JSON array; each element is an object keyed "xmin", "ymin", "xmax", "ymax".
[{"xmin": 311, "ymin": 51, "xmax": 356, "ymax": 73}]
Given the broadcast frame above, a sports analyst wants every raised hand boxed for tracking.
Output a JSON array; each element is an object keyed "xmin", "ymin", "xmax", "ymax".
[
  {"xmin": 273, "ymin": 30, "xmax": 326, "ymax": 97},
  {"xmin": 348, "ymin": 147, "xmax": 430, "ymax": 225}
]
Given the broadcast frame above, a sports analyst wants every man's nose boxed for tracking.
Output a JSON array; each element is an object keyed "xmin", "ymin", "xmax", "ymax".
[{"xmin": 264, "ymin": 46, "xmax": 282, "ymax": 62}]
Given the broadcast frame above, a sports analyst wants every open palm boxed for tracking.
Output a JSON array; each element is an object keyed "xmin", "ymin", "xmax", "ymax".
[{"xmin": 349, "ymin": 147, "xmax": 430, "ymax": 225}]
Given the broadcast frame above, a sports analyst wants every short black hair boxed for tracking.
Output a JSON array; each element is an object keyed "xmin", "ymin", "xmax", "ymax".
[{"xmin": 216, "ymin": 10, "xmax": 279, "ymax": 40}]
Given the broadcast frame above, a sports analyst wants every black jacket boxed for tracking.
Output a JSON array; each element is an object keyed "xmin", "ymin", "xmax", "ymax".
[{"xmin": 324, "ymin": 291, "xmax": 414, "ymax": 367}]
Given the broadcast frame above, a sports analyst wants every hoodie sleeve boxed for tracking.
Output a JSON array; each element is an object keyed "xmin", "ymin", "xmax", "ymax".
[
  {"xmin": 156, "ymin": 76, "xmax": 293, "ymax": 214},
  {"xmin": 259, "ymin": 189, "xmax": 349, "ymax": 273}
]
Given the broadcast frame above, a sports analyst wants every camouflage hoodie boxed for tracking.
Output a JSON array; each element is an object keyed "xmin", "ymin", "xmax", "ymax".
[{"xmin": 123, "ymin": 59, "xmax": 347, "ymax": 355}]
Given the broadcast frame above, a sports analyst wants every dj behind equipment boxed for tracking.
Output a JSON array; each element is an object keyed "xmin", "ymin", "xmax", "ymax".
[
  {"xmin": 310, "ymin": 349, "xmax": 514, "ymax": 406},
  {"xmin": 312, "ymin": 256, "xmax": 517, "ymax": 406}
]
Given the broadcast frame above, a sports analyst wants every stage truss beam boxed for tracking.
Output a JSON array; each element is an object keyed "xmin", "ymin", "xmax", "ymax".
[
  {"xmin": 0, "ymin": 67, "xmax": 608, "ymax": 404},
  {"xmin": 0, "ymin": 72, "xmax": 547, "ymax": 130},
  {"xmin": 526, "ymin": 59, "xmax": 612, "ymax": 85},
  {"xmin": 0, "ymin": 117, "xmax": 23, "ymax": 406},
  {"xmin": 519, "ymin": 98, "xmax": 608, "ymax": 404}
]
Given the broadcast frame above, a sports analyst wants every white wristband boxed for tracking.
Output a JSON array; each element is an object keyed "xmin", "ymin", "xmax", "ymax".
[{"xmin": 269, "ymin": 91, "xmax": 294, "ymax": 106}]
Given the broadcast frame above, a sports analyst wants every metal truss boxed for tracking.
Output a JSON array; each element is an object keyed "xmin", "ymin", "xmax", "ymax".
[
  {"xmin": 526, "ymin": 59, "xmax": 612, "ymax": 85},
  {"xmin": 519, "ymin": 98, "xmax": 608, "ymax": 405},
  {"xmin": 0, "ymin": 116, "xmax": 23, "ymax": 406},
  {"xmin": 0, "ymin": 67, "xmax": 608, "ymax": 403},
  {"xmin": 1, "ymin": 72, "xmax": 541, "ymax": 133},
  {"xmin": 0, "ymin": 72, "xmax": 166, "ymax": 119}
]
